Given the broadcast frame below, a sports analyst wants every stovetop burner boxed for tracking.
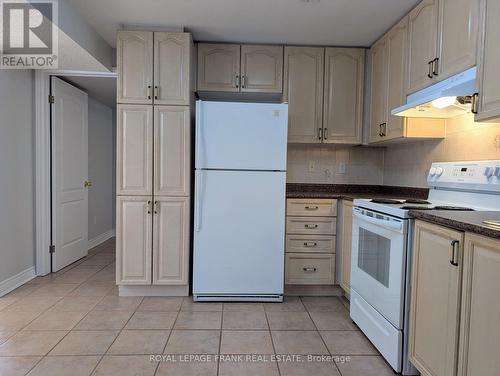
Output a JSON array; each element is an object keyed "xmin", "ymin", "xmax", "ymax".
[
  {"xmin": 370, "ymin": 198, "xmax": 404, "ymax": 204},
  {"xmin": 404, "ymin": 199, "xmax": 431, "ymax": 205}
]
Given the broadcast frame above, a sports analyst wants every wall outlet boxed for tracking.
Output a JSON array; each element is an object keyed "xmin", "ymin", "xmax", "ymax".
[
  {"xmin": 309, "ymin": 161, "xmax": 316, "ymax": 172},
  {"xmin": 337, "ymin": 162, "xmax": 347, "ymax": 174}
]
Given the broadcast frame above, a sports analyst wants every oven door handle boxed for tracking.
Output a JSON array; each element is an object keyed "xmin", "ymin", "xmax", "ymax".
[{"xmin": 353, "ymin": 211, "xmax": 404, "ymax": 232}]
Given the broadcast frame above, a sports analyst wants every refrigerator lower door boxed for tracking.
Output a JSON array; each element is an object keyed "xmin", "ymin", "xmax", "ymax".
[
  {"xmin": 193, "ymin": 170, "xmax": 285, "ymax": 300},
  {"xmin": 195, "ymin": 101, "xmax": 288, "ymax": 171}
]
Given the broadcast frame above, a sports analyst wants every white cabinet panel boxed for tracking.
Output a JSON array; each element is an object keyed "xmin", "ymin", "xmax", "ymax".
[
  {"xmin": 240, "ymin": 45, "xmax": 283, "ymax": 93},
  {"xmin": 197, "ymin": 44, "xmax": 240, "ymax": 92}
]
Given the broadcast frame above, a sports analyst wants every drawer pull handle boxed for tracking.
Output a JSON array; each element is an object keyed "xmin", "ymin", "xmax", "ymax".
[
  {"xmin": 304, "ymin": 224, "xmax": 318, "ymax": 229},
  {"xmin": 305, "ymin": 206, "xmax": 319, "ymax": 210},
  {"xmin": 303, "ymin": 267, "xmax": 317, "ymax": 273},
  {"xmin": 304, "ymin": 242, "xmax": 317, "ymax": 247}
]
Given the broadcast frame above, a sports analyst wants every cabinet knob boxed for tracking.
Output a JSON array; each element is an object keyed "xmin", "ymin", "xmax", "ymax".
[
  {"xmin": 303, "ymin": 267, "xmax": 317, "ymax": 273},
  {"xmin": 304, "ymin": 224, "xmax": 318, "ymax": 229},
  {"xmin": 305, "ymin": 206, "xmax": 319, "ymax": 211},
  {"xmin": 303, "ymin": 242, "xmax": 318, "ymax": 247}
]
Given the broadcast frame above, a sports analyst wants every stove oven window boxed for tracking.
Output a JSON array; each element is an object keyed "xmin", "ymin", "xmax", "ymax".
[{"xmin": 357, "ymin": 228, "xmax": 390, "ymax": 287}]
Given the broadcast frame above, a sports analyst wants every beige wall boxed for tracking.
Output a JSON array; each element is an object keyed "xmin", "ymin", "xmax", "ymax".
[
  {"xmin": 287, "ymin": 145, "xmax": 384, "ymax": 184},
  {"xmin": 384, "ymin": 114, "xmax": 500, "ymax": 187}
]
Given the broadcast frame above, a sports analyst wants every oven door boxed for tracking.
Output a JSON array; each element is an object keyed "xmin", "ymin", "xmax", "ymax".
[{"xmin": 351, "ymin": 207, "xmax": 407, "ymax": 329}]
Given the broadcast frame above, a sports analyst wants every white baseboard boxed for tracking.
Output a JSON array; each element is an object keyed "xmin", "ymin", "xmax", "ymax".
[
  {"xmin": 88, "ymin": 229, "xmax": 115, "ymax": 250},
  {"xmin": 0, "ymin": 266, "xmax": 36, "ymax": 297}
]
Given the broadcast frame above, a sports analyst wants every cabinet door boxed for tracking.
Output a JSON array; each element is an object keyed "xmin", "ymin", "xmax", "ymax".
[
  {"xmin": 240, "ymin": 45, "xmax": 283, "ymax": 93},
  {"xmin": 197, "ymin": 43, "xmax": 240, "ymax": 92},
  {"xmin": 116, "ymin": 196, "xmax": 152, "ymax": 285},
  {"xmin": 154, "ymin": 32, "xmax": 192, "ymax": 105},
  {"xmin": 153, "ymin": 197, "xmax": 190, "ymax": 285},
  {"xmin": 407, "ymin": 0, "xmax": 439, "ymax": 94},
  {"xmin": 458, "ymin": 234, "xmax": 500, "ymax": 376},
  {"xmin": 369, "ymin": 37, "xmax": 388, "ymax": 143},
  {"xmin": 323, "ymin": 48, "xmax": 364, "ymax": 144},
  {"xmin": 476, "ymin": 0, "xmax": 500, "ymax": 121},
  {"xmin": 117, "ymin": 31, "xmax": 153, "ymax": 104},
  {"xmin": 386, "ymin": 17, "xmax": 408, "ymax": 140},
  {"xmin": 340, "ymin": 200, "xmax": 353, "ymax": 294},
  {"xmin": 284, "ymin": 47, "xmax": 324, "ymax": 143},
  {"xmin": 410, "ymin": 220, "xmax": 463, "ymax": 376},
  {"xmin": 116, "ymin": 105, "xmax": 153, "ymax": 196},
  {"xmin": 437, "ymin": 0, "xmax": 479, "ymax": 81},
  {"xmin": 154, "ymin": 106, "xmax": 190, "ymax": 197}
]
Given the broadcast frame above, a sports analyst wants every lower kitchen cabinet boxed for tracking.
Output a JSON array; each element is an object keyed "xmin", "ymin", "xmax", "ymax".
[
  {"xmin": 116, "ymin": 196, "xmax": 190, "ymax": 287},
  {"xmin": 339, "ymin": 200, "xmax": 353, "ymax": 294},
  {"xmin": 285, "ymin": 253, "xmax": 335, "ymax": 285},
  {"xmin": 410, "ymin": 220, "xmax": 464, "ymax": 376},
  {"xmin": 116, "ymin": 196, "xmax": 153, "ymax": 285},
  {"xmin": 458, "ymin": 233, "xmax": 500, "ymax": 376},
  {"xmin": 153, "ymin": 197, "xmax": 190, "ymax": 285}
]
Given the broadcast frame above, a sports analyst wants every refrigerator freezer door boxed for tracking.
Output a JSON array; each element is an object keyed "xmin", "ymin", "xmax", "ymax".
[
  {"xmin": 195, "ymin": 101, "xmax": 288, "ymax": 171},
  {"xmin": 193, "ymin": 170, "xmax": 286, "ymax": 296}
]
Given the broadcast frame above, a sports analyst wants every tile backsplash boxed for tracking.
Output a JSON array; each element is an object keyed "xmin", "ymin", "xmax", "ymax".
[{"xmin": 287, "ymin": 113, "xmax": 500, "ymax": 188}]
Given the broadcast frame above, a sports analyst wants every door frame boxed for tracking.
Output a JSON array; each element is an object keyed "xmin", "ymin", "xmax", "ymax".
[{"xmin": 34, "ymin": 70, "xmax": 117, "ymax": 276}]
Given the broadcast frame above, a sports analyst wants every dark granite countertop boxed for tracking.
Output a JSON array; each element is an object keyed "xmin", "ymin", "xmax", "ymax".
[
  {"xmin": 409, "ymin": 210, "xmax": 500, "ymax": 240},
  {"xmin": 286, "ymin": 183, "xmax": 429, "ymax": 201}
]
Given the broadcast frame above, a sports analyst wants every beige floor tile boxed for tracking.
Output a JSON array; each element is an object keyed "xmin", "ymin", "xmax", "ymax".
[
  {"xmin": 0, "ymin": 330, "xmax": 67, "ymax": 356},
  {"xmin": 181, "ymin": 298, "xmax": 223, "ymax": 312},
  {"xmin": 0, "ymin": 310, "xmax": 41, "ymax": 331},
  {"xmin": 223, "ymin": 303, "xmax": 264, "ymax": 312},
  {"xmin": 3, "ymin": 284, "xmax": 40, "ymax": 299},
  {"xmin": 68, "ymin": 283, "xmax": 114, "ymax": 297},
  {"xmin": 321, "ymin": 330, "xmax": 378, "ymax": 355},
  {"xmin": 335, "ymin": 355, "xmax": 394, "ymax": 376},
  {"xmin": 26, "ymin": 275, "xmax": 57, "ymax": 286},
  {"xmin": 220, "ymin": 330, "xmax": 274, "ymax": 354},
  {"xmin": 27, "ymin": 355, "xmax": 101, "ymax": 376},
  {"xmin": 219, "ymin": 358, "xmax": 279, "ymax": 376},
  {"xmin": 107, "ymin": 330, "xmax": 169, "ymax": 355},
  {"xmin": 49, "ymin": 330, "xmax": 118, "ymax": 355},
  {"xmin": 309, "ymin": 311, "xmax": 358, "ymax": 331},
  {"xmin": 50, "ymin": 296, "xmax": 103, "ymax": 312},
  {"xmin": 164, "ymin": 330, "xmax": 220, "ymax": 355},
  {"xmin": 0, "ymin": 356, "xmax": 41, "ymax": 376},
  {"xmin": 75, "ymin": 311, "xmax": 133, "ymax": 330},
  {"xmin": 0, "ymin": 296, "xmax": 19, "ymax": 311},
  {"xmin": 92, "ymin": 355, "xmax": 157, "ymax": 376},
  {"xmin": 156, "ymin": 359, "xmax": 218, "ymax": 376},
  {"xmin": 27, "ymin": 284, "xmax": 79, "ymax": 297},
  {"xmin": 301, "ymin": 297, "xmax": 347, "ymax": 312},
  {"xmin": 174, "ymin": 312, "xmax": 222, "ymax": 330},
  {"xmin": 51, "ymin": 272, "xmax": 95, "ymax": 285},
  {"xmin": 222, "ymin": 311, "xmax": 268, "ymax": 330},
  {"xmin": 4, "ymin": 296, "xmax": 62, "ymax": 313},
  {"xmin": 137, "ymin": 297, "xmax": 183, "ymax": 312},
  {"xmin": 24, "ymin": 310, "xmax": 87, "ymax": 331},
  {"xmin": 264, "ymin": 297, "xmax": 305, "ymax": 312},
  {"xmin": 272, "ymin": 331, "xmax": 328, "ymax": 355},
  {"xmin": 125, "ymin": 311, "xmax": 177, "ymax": 330},
  {"xmin": 93, "ymin": 296, "xmax": 142, "ymax": 311},
  {"xmin": 266, "ymin": 312, "xmax": 316, "ymax": 330},
  {"xmin": 0, "ymin": 330, "xmax": 15, "ymax": 344},
  {"xmin": 278, "ymin": 360, "xmax": 341, "ymax": 376}
]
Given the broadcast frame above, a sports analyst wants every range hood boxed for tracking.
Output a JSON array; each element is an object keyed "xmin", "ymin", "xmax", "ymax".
[{"xmin": 392, "ymin": 67, "xmax": 476, "ymax": 118}]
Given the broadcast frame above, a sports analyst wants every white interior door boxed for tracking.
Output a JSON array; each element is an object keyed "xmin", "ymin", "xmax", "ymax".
[{"xmin": 51, "ymin": 77, "xmax": 89, "ymax": 272}]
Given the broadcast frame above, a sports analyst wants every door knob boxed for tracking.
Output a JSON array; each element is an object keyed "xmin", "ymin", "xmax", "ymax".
[{"xmin": 84, "ymin": 180, "xmax": 92, "ymax": 188}]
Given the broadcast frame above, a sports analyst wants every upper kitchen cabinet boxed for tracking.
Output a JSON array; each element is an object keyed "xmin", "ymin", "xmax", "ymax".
[
  {"xmin": 153, "ymin": 32, "xmax": 193, "ymax": 105},
  {"xmin": 117, "ymin": 31, "xmax": 193, "ymax": 105},
  {"xmin": 323, "ymin": 48, "xmax": 364, "ymax": 144},
  {"xmin": 475, "ymin": 0, "xmax": 500, "ymax": 122},
  {"xmin": 197, "ymin": 44, "xmax": 240, "ymax": 92},
  {"xmin": 407, "ymin": 0, "xmax": 440, "ymax": 94},
  {"xmin": 240, "ymin": 45, "xmax": 283, "ymax": 93},
  {"xmin": 437, "ymin": 0, "xmax": 480, "ymax": 81},
  {"xmin": 117, "ymin": 31, "xmax": 153, "ymax": 104},
  {"xmin": 284, "ymin": 46, "xmax": 324, "ymax": 143},
  {"xmin": 369, "ymin": 36, "xmax": 388, "ymax": 143}
]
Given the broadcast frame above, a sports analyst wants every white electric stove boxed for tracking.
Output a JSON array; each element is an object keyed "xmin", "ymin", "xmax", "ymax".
[{"xmin": 350, "ymin": 160, "xmax": 500, "ymax": 375}]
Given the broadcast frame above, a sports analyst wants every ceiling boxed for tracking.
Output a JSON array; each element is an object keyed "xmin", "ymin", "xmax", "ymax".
[
  {"xmin": 61, "ymin": 76, "xmax": 117, "ymax": 108},
  {"xmin": 70, "ymin": 0, "xmax": 420, "ymax": 48}
]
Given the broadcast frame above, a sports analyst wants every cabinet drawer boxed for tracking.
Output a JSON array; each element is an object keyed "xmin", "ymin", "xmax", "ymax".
[
  {"xmin": 286, "ymin": 199, "xmax": 337, "ymax": 217},
  {"xmin": 286, "ymin": 235, "xmax": 335, "ymax": 254},
  {"xmin": 286, "ymin": 216, "xmax": 336, "ymax": 235},
  {"xmin": 285, "ymin": 253, "xmax": 335, "ymax": 285}
]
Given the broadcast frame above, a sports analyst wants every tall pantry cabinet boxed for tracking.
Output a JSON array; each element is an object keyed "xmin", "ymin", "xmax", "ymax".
[{"xmin": 116, "ymin": 30, "xmax": 193, "ymax": 295}]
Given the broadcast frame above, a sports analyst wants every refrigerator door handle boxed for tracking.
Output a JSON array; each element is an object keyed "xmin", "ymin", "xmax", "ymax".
[
  {"xmin": 195, "ymin": 172, "xmax": 204, "ymax": 232},
  {"xmin": 195, "ymin": 102, "xmax": 203, "ymax": 168}
]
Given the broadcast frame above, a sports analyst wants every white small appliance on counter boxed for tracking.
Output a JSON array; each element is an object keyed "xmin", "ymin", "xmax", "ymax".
[
  {"xmin": 193, "ymin": 100, "xmax": 288, "ymax": 302},
  {"xmin": 350, "ymin": 160, "xmax": 500, "ymax": 375}
]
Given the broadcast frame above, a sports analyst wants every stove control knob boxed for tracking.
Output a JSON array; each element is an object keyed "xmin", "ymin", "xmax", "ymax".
[
  {"xmin": 429, "ymin": 167, "xmax": 437, "ymax": 176},
  {"xmin": 484, "ymin": 167, "xmax": 494, "ymax": 178},
  {"xmin": 435, "ymin": 167, "xmax": 444, "ymax": 176}
]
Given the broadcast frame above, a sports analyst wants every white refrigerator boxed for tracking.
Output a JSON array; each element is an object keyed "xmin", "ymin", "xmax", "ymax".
[{"xmin": 193, "ymin": 100, "xmax": 288, "ymax": 302}]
